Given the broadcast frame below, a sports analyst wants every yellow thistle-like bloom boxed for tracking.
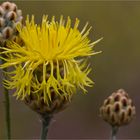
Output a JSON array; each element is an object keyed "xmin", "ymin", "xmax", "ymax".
[{"xmin": 0, "ymin": 15, "xmax": 102, "ymax": 104}]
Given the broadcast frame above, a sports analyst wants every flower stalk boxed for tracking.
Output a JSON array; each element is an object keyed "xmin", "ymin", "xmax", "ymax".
[
  {"xmin": 4, "ymin": 84, "xmax": 11, "ymax": 139},
  {"xmin": 41, "ymin": 114, "xmax": 52, "ymax": 140},
  {"xmin": 0, "ymin": 1, "xmax": 23, "ymax": 138},
  {"xmin": 111, "ymin": 126, "xmax": 118, "ymax": 140},
  {"xmin": 2, "ymin": 60, "xmax": 11, "ymax": 139}
]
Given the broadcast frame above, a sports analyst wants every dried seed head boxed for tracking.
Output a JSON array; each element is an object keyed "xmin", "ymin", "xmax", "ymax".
[
  {"xmin": 100, "ymin": 89, "xmax": 136, "ymax": 127},
  {"xmin": 0, "ymin": 1, "xmax": 23, "ymax": 46},
  {"xmin": 24, "ymin": 62, "xmax": 73, "ymax": 115}
]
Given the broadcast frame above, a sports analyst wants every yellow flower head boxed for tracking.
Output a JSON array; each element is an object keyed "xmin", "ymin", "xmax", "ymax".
[{"xmin": 0, "ymin": 15, "xmax": 102, "ymax": 103}]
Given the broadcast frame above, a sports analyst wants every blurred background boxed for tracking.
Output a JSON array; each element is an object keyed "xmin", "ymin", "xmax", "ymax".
[{"xmin": 0, "ymin": 0, "xmax": 140, "ymax": 139}]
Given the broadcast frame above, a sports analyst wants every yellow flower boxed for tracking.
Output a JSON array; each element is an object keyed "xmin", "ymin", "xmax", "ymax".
[{"xmin": 0, "ymin": 15, "xmax": 102, "ymax": 103}]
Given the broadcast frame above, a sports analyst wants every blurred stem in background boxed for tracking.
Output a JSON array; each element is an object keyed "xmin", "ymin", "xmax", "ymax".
[
  {"xmin": 111, "ymin": 126, "xmax": 118, "ymax": 140},
  {"xmin": 0, "ymin": 1, "xmax": 24, "ymax": 138},
  {"xmin": 2, "ymin": 59, "xmax": 11, "ymax": 139},
  {"xmin": 41, "ymin": 114, "xmax": 52, "ymax": 140},
  {"xmin": 4, "ymin": 84, "xmax": 11, "ymax": 139}
]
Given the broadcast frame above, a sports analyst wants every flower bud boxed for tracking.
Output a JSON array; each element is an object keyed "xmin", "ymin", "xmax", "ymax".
[
  {"xmin": 0, "ymin": 18, "xmax": 5, "ymax": 27},
  {"xmin": 100, "ymin": 89, "xmax": 136, "ymax": 127},
  {"xmin": 2, "ymin": 26, "xmax": 13, "ymax": 39},
  {"xmin": 0, "ymin": 7, "xmax": 4, "ymax": 16},
  {"xmin": 17, "ymin": 10, "xmax": 22, "ymax": 16},
  {"xmin": 10, "ymin": 3, "xmax": 17, "ymax": 12},
  {"xmin": 1, "ymin": 2, "xmax": 11, "ymax": 11},
  {"xmin": 0, "ymin": 1, "xmax": 23, "ymax": 46},
  {"xmin": 6, "ymin": 11, "xmax": 17, "ymax": 21}
]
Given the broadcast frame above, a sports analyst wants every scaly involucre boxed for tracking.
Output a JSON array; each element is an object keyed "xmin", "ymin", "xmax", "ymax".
[{"xmin": 0, "ymin": 15, "xmax": 102, "ymax": 103}]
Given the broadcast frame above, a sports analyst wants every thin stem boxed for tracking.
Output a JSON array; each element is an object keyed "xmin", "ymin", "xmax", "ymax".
[
  {"xmin": 40, "ymin": 114, "xmax": 52, "ymax": 140},
  {"xmin": 1, "ymin": 58, "xmax": 11, "ymax": 139},
  {"xmin": 111, "ymin": 126, "xmax": 118, "ymax": 140},
  {"xmin": 4, "ymin": 84, "xmax": 11, "ymax": 139}
]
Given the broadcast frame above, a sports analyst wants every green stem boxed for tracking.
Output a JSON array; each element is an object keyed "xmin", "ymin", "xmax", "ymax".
[
  {"xmin": 111, "ymin": 126, "xmax": 118, "ymax": 140},
  {"xmin": 1, "ymin": 60, "xmax": 11, "ymax": 139},
  {"xmin": 40, "ymin": 114, "xmax": 52, "ymax": 140}
]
